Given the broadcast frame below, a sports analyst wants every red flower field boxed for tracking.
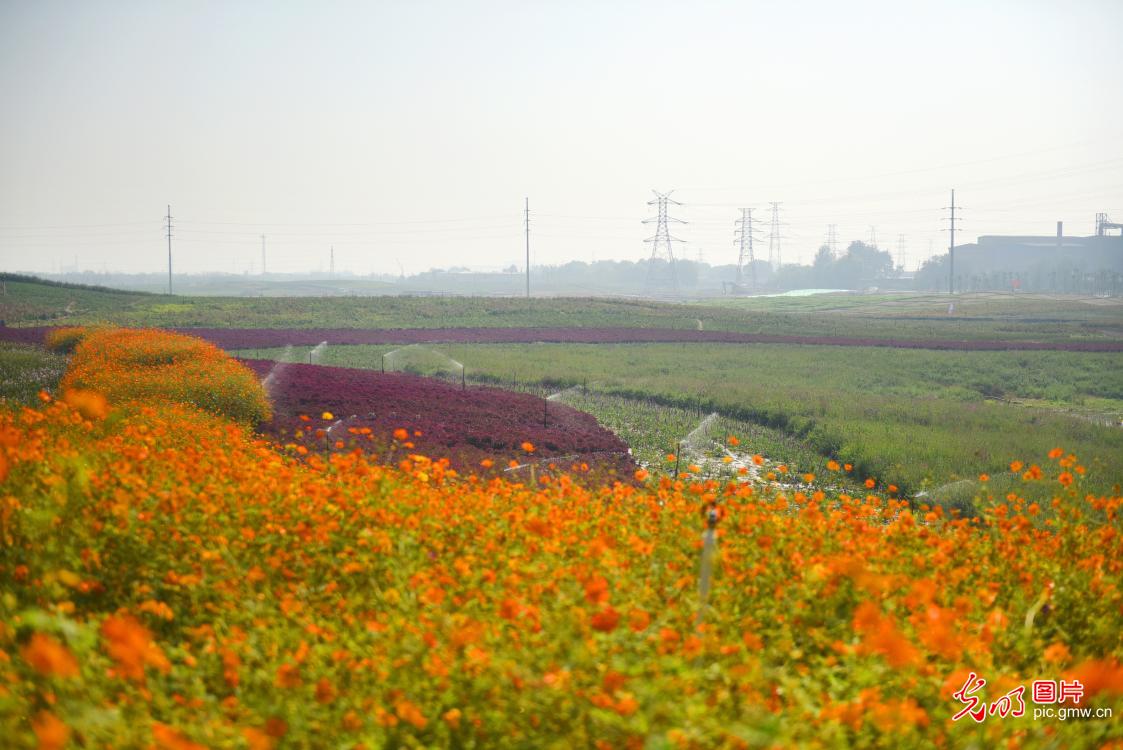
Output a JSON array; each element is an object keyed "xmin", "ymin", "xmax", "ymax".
[{"xmin": 241, "ymin": 358, "xmax": 635, "ymax": 479}]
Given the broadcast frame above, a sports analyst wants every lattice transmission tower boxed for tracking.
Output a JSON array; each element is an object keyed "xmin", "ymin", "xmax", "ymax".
[
  {"xmin": 643, "ymin": 190, "xmax": 686, "ymax": 296},
  {"xmin": 766, "ymin": 202, "xmax": 783, "ymax": 270},
  {"xmin": 825, "ymin": 224, "xmax": 839, "ymax": 256},
  {"xmin": 734, "ymin": 208, "xmax": 761, "ymax": 292}
]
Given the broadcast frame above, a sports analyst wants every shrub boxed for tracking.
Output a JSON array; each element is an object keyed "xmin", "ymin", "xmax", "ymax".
[
  {"xmin": 60, "ymin": 328, "xmax": 270, "ymax": 424},
  {"xmin": 44, "ymin": 326, "xmax": 92, "ymax": 353}
]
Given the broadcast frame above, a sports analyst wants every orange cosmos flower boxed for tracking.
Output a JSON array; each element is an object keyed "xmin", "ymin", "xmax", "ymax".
[
  {"xmin": 1066, "ymin": 658, "xmax": 1123, "ymax": 697},
  {"xmin": 394, "ymin": 699, "xmax": 428, "ymax": 730},
  {"xmin": 32, "ymin": 711, "xmax": 69, "ymax": 750},
  {"xmin": 1010, "ymin": 460, "xmax": 1024, "ymax": 472},
  {"xmin": 314, "ymin": 678, "xmax": 337, "ymax": 704},
  {"xmin": 242, "ymin": 727, "xmax": 275, "ymax": 750},
  {"xmin": 521, "ymin": 442, "xmax": 535, "ymax": 453},
  {"xmin": 979, "ymin": 473, "xmax": 989, "ymax": 482},
  {"xmin": 1058, "ymin": 471, "xmax": 1074, "ymax": 487},
  {"xmin": 152, "ymin": 723, "xmax": 207, "ymax": 750},
  {"xmin": 634, "ymin": 469, "xmax": 649, "ymax": 481},
  {"xmin": 62, "ymin": 388, "xmax": 108, "ymax": 420},
  {"xmin": 480, "ymin": 459, "xmax": 494, "ymax": 468},
  {"xmin": 1043, "ymin": 642, "xmax": 1071, "ymax": 664},
  {"xmin": 727, "ymin": 435, "xmax": 739, "ymax": 446},
  {"xmin": 21, "ymin": 633, "xmax": 79, "ymax": 678},
  {"xmin": 101, "ymin": 614, "xmax": 170, "ymax": 681},
  {"xmin": 864, "ymin": 478, "xmax": 876, "ymax": 489},
  {"xmin": 393, "ymin": 428, "xmax": 409, "ymax": 441},
  {"xmin": 1048, "ymin": 447, "xmax": 1064, "ymax": 459},
  {"xmin": 827, "ymin": 460, "xmax": 840, "ymax": 471},
  {"xmin": 628, "ymin": 608, "xmax": 651, "ymax": 632},
  {"xmin": 321, "ymin": 411, "xmax": 334, "ymax": 420},
  {"xmin": 590, "ymin": 606, "xmax": 621, "ymax": 633}
]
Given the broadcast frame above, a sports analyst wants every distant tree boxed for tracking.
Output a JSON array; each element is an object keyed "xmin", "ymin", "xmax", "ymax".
[
  {"xmin": 833, "ymin": 241, "xmax": 894, "ymax": 288},
  {"xmin": 915, "ymin": 254, "xmax": 949, "ymax": 291}
]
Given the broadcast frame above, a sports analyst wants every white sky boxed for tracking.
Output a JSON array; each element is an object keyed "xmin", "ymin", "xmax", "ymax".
[{"xmin": 1, "ymin": 0, "xmax": 1121, "ymax": 276}]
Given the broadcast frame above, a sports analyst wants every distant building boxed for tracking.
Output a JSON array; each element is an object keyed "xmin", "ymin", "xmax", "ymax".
[{"xmin": 941, "ymin": 225, "xmax": 1122, "ymax": 295}]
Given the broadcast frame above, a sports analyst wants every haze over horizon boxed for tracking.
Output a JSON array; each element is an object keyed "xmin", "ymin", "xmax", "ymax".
[{"xmin": 2, "ymin": 0, "xmax": 1121, "ymax": 278}]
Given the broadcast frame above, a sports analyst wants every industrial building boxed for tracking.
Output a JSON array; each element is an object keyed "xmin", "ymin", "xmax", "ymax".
[{"xmin": 942, "ymin": 214, "xmax": 1123, "ymax": 295}]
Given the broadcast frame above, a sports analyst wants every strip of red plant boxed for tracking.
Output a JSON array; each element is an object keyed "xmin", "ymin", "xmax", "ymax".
[{"xmin": 6, "ymin": 325, "xmax": 1123, "ymax": 351}]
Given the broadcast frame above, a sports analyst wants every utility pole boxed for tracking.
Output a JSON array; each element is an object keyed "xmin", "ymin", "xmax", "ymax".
[
  {"xmin": 945, "ymin": 189, "xmax": 958, "ymax": 294},
  {"xmin": 896, "ymin": 234, "xmax": 907, "ymax": 271},
  {"xmin": 165, "ymin": 204, "xmax": 173, "ymax": 295},
  {"xmin": 735, "ymin": 208, "xmax": 759, "ymax": 291},
  {"xmin": 643, "ymin": 190, "xmax": 686, "ymax": 296},
  {"xmin": 330, "ymin": 246, "xmax": 335, "ymax": 278},
  {"xmin": 261, "ymin": 235, "xmax": 266, "ymax": 276},
  {"xmin": 868, "ymin": 225, "xmax": 878, "ymax": 248},
  {"xmin": 524, "ymin": 197, "xmax": 530, "ymax": 300},
  {"xmin": 825, "ymin": 224, "xmax": 839, "ymax": 256},
  {"xmin": 767, "ymin": 202, "xmax": 783, "ymax": 270}
]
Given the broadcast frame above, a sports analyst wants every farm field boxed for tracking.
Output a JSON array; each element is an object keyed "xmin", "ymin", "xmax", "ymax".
[
  {"xmin": 233, "ymin": 341, "xmax": 1123, "ymax": 501},
  {"xmin": 2, "ymin": 326, "xmax": 1121, "ymax": 748},
  {"xmin": 4, "ymin": 274, "xmax": 1123, "ymax": 344}
]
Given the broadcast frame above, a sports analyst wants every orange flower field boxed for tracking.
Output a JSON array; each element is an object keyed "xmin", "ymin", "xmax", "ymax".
[{"xmin": 1, "ymin": 329, "xmax": 1121, "ymax": 748}]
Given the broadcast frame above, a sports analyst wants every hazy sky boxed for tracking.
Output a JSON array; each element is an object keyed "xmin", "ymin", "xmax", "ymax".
[{"xmin": 2, "ymin": 0, "xmax": 1121, "ymax": 276}]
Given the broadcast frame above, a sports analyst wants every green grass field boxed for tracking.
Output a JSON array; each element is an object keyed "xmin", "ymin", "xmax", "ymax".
[
  {"xmin": 235, "ymin": 341, "xmax": 1123, "ymax": 498},
  {"xmin": 4, "ymin": 275, "xmax": 1123, "ymax": 343}
]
